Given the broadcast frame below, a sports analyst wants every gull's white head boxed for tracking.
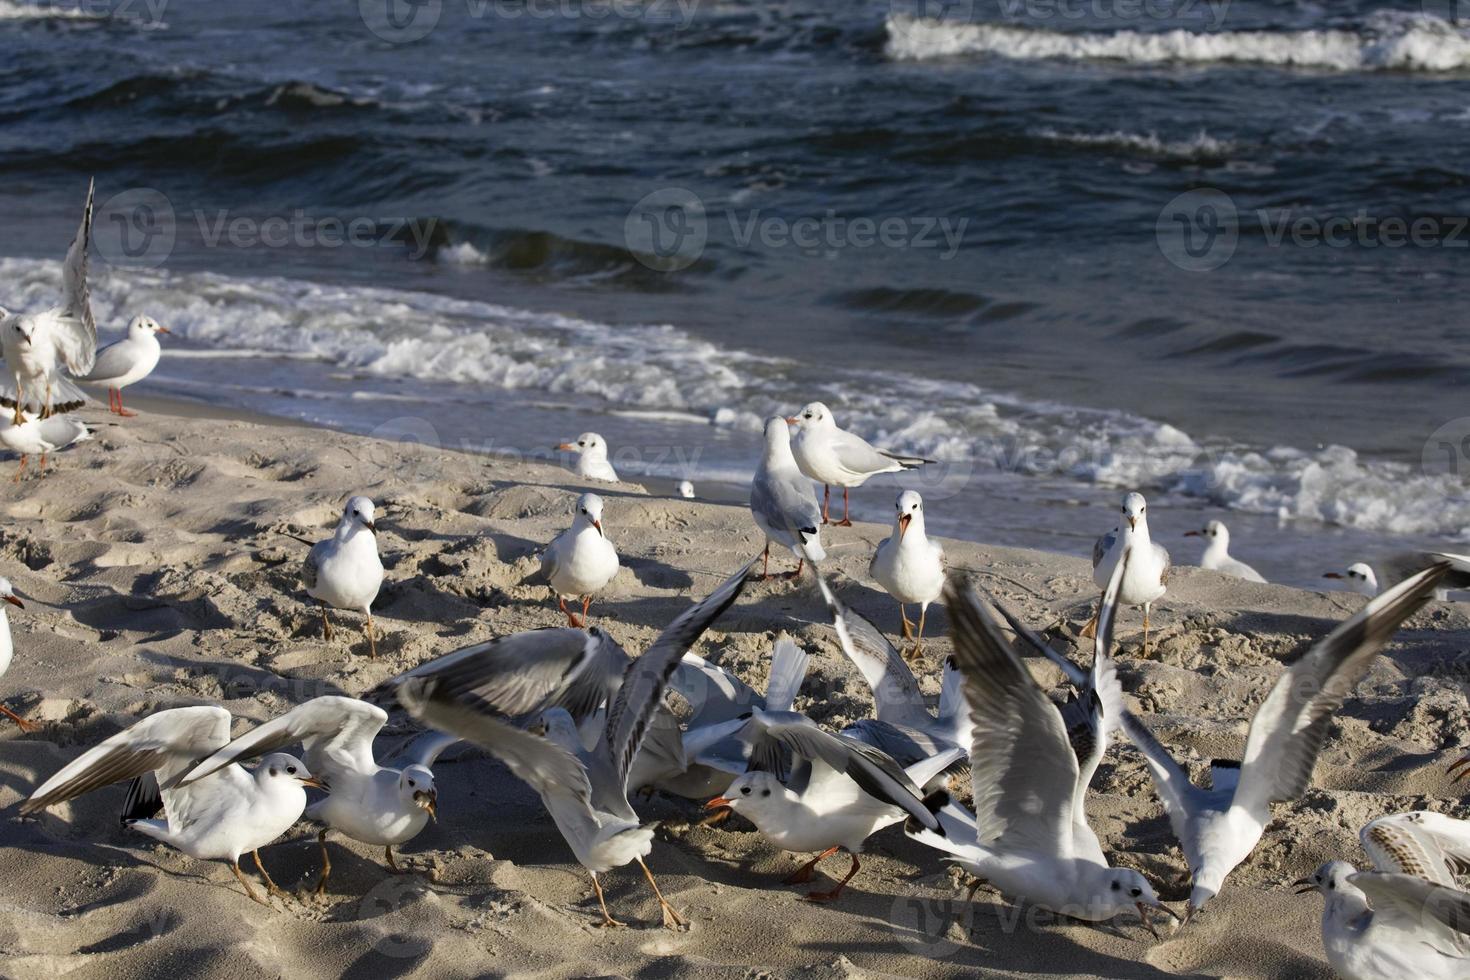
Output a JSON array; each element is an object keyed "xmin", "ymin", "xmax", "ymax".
[
  {"xmin": 576, "ymin": 492, "xmax": 606, "ymax": 535},
  {"xmin": 0, "ymin": 577, "xmax": 22, "ymax": 611},
  {"xmin": 7, "ymin": 314, "xmax": 32, "ymax": 347},
  {"xmin": 557, "ymin": 432, "xmax": 608, "ymax": 459},
  {"xmin": 1324, "ymin": 562, "xmax": 1377, "ymax": 596},
  {"xmin": 1120, "ymin": 492, "xmax": 1149, "ymax": 533},
  {"xmin": 1294, "ymin": 861, "xmax": 1367, "ymax": 918},
  {"xmin": 1094, "ymin": 869, "xmax": 1172, "ymax": 935},
  {"xmin": 894, "ymin": 490, "xmax": 925, "ymax": 539},
  {"xmin": 1185, "ymin": 519, "xmax": 1228, "ymax": 547},
  {"xmin": 707, "ymin": 771, "xmax": 792, "ymax": 827},
  {"xmin": 398, "ymin": 763, "xmax": 438, "ymax": 821},
  {"xmin": 528, "ymin": 708, "xmax": 583, "ymax": 752},
  {"xmin": 255, "ymin": 753, "xmax": 324, "ymax": 793},
  {"xmin": 787, "ymin": 402, "xmax": 836, "ymax": 432},
  {"xmin": 341, "ymin": 496, "xmax": 377, "ymax": 535},
  {"xmin": 676, "ymin": 480, "xmax": 695, "ymax": 499},
  {"xmin": 129, "ymin": 315, "xmax": 172, "ymax": 339}
]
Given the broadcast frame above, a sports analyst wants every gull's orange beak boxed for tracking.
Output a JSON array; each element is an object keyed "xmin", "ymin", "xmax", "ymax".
[
  {"xmin": 3, "ymin": 594, "xmax": 22, "ymax": 609},
  {"xmin": 704, "ymin": 796, "xmax": 732, "ymax": 810},
  {"xmin": 1183, "ymin": 530, "xmax": 1200, "ymax": 538},
  {"xmin": 1137, "ymin": 902, "xmax": 1160, "ymax": 939},
  {"xmin": 298, "ymin": 775, "xmax": 328, "ymax": 791},
  {"xmin": 1127, "ymin": 516, "xmax": 1137, "ymax": 531},
  {"xmin": 898, "ymin": 512, "xmax": 911, "ymax": 540},
  {"xmin": 362, "ymin": 520, "xmax": 377, "ymax": 535},
  {"xmin": 414, "ymin": 790, "xmax": 438, "ymax": 821},
  {"xmin": 1323, "ymin": 572, "xmax": 1343, "ymax": 579},
  {"xmin": 784, "ymin": 416, "xmax": 798, "ymax": 425},
  {"xmin": 156, "ymin": 325, "xmax": 172, "ymax": 335},
  {"xmin": 592, "ymin": 519, "xmax": 603, "ymax": 536},
  {"xmin": 555, "ymin": 442, "xmax": 575, "ymax": 451}
]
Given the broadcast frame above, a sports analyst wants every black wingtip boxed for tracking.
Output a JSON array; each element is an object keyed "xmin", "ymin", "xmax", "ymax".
[{"xmin": 905, "ymin": 788, "xmax": 950, "ymax": 837}]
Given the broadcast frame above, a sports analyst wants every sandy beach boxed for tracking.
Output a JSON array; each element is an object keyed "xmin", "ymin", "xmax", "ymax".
[{"xmin": 0, "ymin": 401, "xmax": 1467, "ymax": 980}]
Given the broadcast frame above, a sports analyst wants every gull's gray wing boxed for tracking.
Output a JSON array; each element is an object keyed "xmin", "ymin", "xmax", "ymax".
[
  {"xmin": 399, "ymin": 729, "xmax": 463, "ymax": 769},
  {"xmin": 1092, "ymin": 529, "xmax": 1116, "ymax": 570},
  {"xmin": 814, "ymin": 573, "xmax": 929, "ymax": 730},
  {"xmin": 751, "ymin": 467, "xmax": 821, "ymax": 542},
  {"xmin": 1379, "ymin": 550, "xmax": 1470, "ymax": 592},
  {"xmin": 1350, "ymin": 873, "xmax": 1470, "ymax": 946},
  {"xmin": 670, "ymin": 652, "xmax": 763, "ymax": 728},
  {"xmin": 1232, "ymin": 563, "xmax": 1447, "ymax": 814},
  {"xmin": 23, "ymin": 706, "xmax": 231, "ymax": 812},
  {"xmin": 302, "ymin": 541, "xmax": 323, "ymax": 591},
  {"xmin": 82, "ymin": 337, "xmax": 136, "ymax": 383},
  {"xmin": 842, "ymin": 718, "xmax": 966, "ymax": 774},
  {"xmin": 49, "ymin": 179, "xmax": 96, "ymax": 376},
  {"xmin": 604, "ymin": 560, "xmax": 756, "ymax": 792},
  {"xmin": 179, "ymin": 696, "xmax": 387, "ymax": 786}
]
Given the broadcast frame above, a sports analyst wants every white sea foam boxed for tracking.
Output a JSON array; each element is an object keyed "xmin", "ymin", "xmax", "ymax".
[
  {"xmin": 6, "ymin": 257, "xmax": 1464, "ymax": 540},
  {"xmin": 885, "ymin": 13, "xmax": 1470, "ymax": 73},
  {"xmin": 1032, "ymin": 127, "xmax": 1237, "ymax": 159}
]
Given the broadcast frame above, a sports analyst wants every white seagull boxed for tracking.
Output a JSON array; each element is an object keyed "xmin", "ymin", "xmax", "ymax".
[
  {"xmin": 749, "ymin": 416, "xmax": 825, "ymax": 580},
  {"xmin": 904, "ymin": 565, "xmax": 1174, "ymax": 934},
  {"xmin": 707, "ymin": 711, "xmax": 959, "ymax": 902},
  {"xmin": 787, "ymin": 401, "xmax": 932, "ymax": 526},
  {"xmin": 1324, "ymin": 563, "xmax": 1380, "ymax": 597},
  {"xmin": 304, "ymin": 495, "xmax": 384, "ymax": 658},
  {"xmin": 80, "ymin": 315, "xmax": 172, "ymax": 417},
  {"xmin": 555, "ymin": 432, "xmax": 619, "ymax": 482},
  {"xmin": 675, "ymin": 480, "xmax": 695, "ymax": 499},
  {"xmin": 0, "ymin": 180, "xmax": 96, "ymax": 423},
  {"xmin": 869, "ymin": 490, "xmax": 945, "ymax": 655},
  {"xmin": 0, "ymin": 410, "xmax": 93, "ymax": 481},
  {"xmin": 1087, "ymin": 491, "xmax": 1170, "ymax": 652},
  {"xmin": 1184, "ymin": 520, "xmax": 1266, "ymax": 583},
  {"xmin": 1296, "ymin": 811, "xmax": 1470, "ymax": 978},
  {"xmin": 1119, "ymin": 561, "xmax": 1449, "ymax": 922},
  {"xmin": 1324, "ymin": 552, "xmax": 1470, "ymax": 601},
  {"xmin": 384, "ymin": 561, "xmax": 756, "ymax": 929},
  {"xmin": 22, "ymin": 706, "xmax": 323, "ymax": 905},
  {"xmin": 0, "ymin": 577, "xmax": 33, "ymax": 731},
  {"xmin": 540, "ymin": 491, "xmax": 619, "ymax": 627},
  {"xmin": 178, "ymin": 696, "xmax": 460, "ymax": 896}
]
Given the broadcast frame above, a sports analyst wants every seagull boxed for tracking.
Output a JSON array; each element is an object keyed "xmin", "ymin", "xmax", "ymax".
[
  {"xmin": 0, "ymin": 180, "xmax": 96, "ymax": 423},
  {"xmin": 0, "ymin": 410, "xmax": 93, "ymax": 481},
  {"xmin": 869, "ymin": 490, "xmax": 945, "ymax": 656},
  {"xmin": 0, "ymin": 577, "xmax": 33, "ymax": 731},
  {"xmin": 80, "ymin": 315, "xmax": 171, "ymax": 417},
  {"xmin": 1184, "ymin": 520, "xmax": 1266, "ymax": 583},
  {"xmin": 382, "ymin": 561, "xmax": 755, "ymax": 929},
  {"xmin": 904, "ymin": 559, "xmax": 1175, "ymax": 934},
  {"xmin": 177, "ymin": 696, "xmax": 460, "ymax": 897},
  {"xmin": 1325, "ymin": 552, "xmax": 1470, "ymax": 601},
  {"xmin": 555, "ymin": 432, "xmax": 619, "ymax": 482},
  {"xmin": 21, "ymin": 706, "xmax": 323, "ymax": 905},
  {"xmin": 1086, "ymin": 492, "xmax": 1170, "ymax": 653},
  {"xmin": 749, "ymin": 416, "xmax": 825, "ymax": 579},
  {"xmin": 1296, "ymin": 811, "xmax": 1470, "ymax": 978},
  {"xmin": 1324, "ymin": 563, "xmax": 1379, "ymax": 597},
  {"xmin": 540, "ymin": 491, "xmax": 619, "ymax": 627},
  {"xmin": 787, "ymin": 401, "xmax": 932, "ymax": 526},
  {"xmin": 707, "ymin": 711, "xmax": 959, "ymax": 902},
  {"xmin": 1119, "ymin": 560, "xmax": 1449, "ymax": 923},
  {"xmin": 676, "ymin": 480, "xmax": 695, "ymax": 499},
  {"xmin": 304, "ymin": 495, "xmax": 384, "ymax": 658}
]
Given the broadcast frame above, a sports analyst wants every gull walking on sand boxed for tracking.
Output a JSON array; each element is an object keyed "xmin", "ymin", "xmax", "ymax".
[
  {"xmin": 707, "ymin": 711, "xmax": 959, "ymax": 902},
  {"xmin": 0, "ymin": 411, "xmax": 92, "ymax": 481},
  {"xmin": 0, "ymin": 578, "xmax": 33, "ymax": 731},
  {"xmin": 750, "ymin": 416, "xmax": 825, "ymax": 579},
  {"xmin": 22, "ymin": 706, "xmax": 323, "ymax": 905},
  {"xmin": 1085, "ymin": 492, "xmax": 1170, "ymax": 653},
  {"xmin": 555, "ymin": 432, "xmax": 619, "ymax": 482},
  {"xmin": 869, "ymin": 490, "xmax": 945, "ymax": 655},
  {"xmin": 304, "ymin": 496, "xmax": 384, "ymax": 658},
  {"xmin": 0, "ymin": 180, "xmax": 96, "ymax": 423},
  {"xmin": 180, "ymin": 696, "xmax": 459, "ymax": 896},
  {"xmin": 787, "ymin": 402, "xmax": 932, "ymax": 526},
  {"xmin": 906, "ymin": 559, "xmax": 1174, "ymax": 934},
  {"xmin": 81, "ymin": 315, "xmax": 172, "ymax": 416},
  {"xmin": 1185, "ymin": 520, "xmax": 1266, "ymax": 583},
  {"xmin": 1119, "ymin": 561, "xmax": 1449, "ymax": 923},
  {"xmin": 1296, "ymin": 811, "xmax": 1470, "ymax": 978},
  {"xmin": 382, "ymin": 561, "xmax": 756, "ymax": 929},
  {"xmin": 541, "ymin": 491, "xmax": 619, "ymax": 627}
]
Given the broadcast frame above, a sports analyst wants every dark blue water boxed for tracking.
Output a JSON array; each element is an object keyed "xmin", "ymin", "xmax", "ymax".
[{"xmin": 0, "ymin": 0, "xmax": 1466, "ymax": 585}]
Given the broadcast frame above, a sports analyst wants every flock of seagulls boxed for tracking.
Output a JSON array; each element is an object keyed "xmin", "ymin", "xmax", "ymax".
[{"xmin": 2, "ymin": 181, "xmax": 1469, "ymax": 978}]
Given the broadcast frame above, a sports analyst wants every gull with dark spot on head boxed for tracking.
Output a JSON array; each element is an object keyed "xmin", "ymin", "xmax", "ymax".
[
  {"xmin": 0, "ymin": 410, "xmax": 93, "ymax": 481},
  {"xmin": 750, "ymin": 416, "xmax": 825, "ymax": 580},
  {"xmin": 555, "ymin": 432, "xmax": 619, "ymax": 482},
  {"xmin": 1184, "ymin": 520, "xmax": 1265, "ymax": 583},
  {"xmin": 80, "ymin": 314, "xmax": 172, "ymax": 417},
  {"xmin": 540, "ymin": 491, "xmax": 619, "ymax": 627},
  {"xmin": 304, "ymin": 495, "xmax": 384, "ymax": 658},
  {"xmin": 1085, "ymin": 491, "xmax": 1170, "ymax": 653},
  {"xmin": 787, "ymin": 401, "xmax": 932, "ymax": 527}
]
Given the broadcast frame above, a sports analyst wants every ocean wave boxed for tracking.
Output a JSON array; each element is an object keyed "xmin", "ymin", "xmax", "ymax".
[
  {"xmin": 885, "ymin": 13, "xmax": 1470, "ymax": 72},
  {"xmin": 1031, "ymin": 127, "xmax": 1238, "ymax": 160},
  {"xmin": 3, "ymin": 256, "xmax": 1464, "ymax": 539},
  {"xmin": 0, "ymin": 0, "xmax": 102, "ymax": 20}
]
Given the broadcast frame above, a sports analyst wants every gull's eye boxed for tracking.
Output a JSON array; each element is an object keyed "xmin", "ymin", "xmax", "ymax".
[
  {"xmin": 1130, "ymin": 887, "xmax": 1142, "ymax": 898},
  {"xmin": 1327, "ymin": 881, "xmax": 1335, "ymax": 891},
  {"xmin": 740, "ymin": 786, "xmax": 751, "ymax": 796},
  {"xmin": 578, "ymin": 440, "xmax": 586, "ymax": 447},
  {"xmin": 407, "ymin": 779, "xmax": 416, "ymax": 788},
  {"xmin": 286, "ymin": 765, "xmax": 297, "ymax": 775}
]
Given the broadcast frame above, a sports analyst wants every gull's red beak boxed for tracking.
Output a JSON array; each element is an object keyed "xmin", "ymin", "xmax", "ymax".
[
  {"xmin": 299, "ymin": 775, "xmax": 328, "ymax": 791},
  {"xmin": 1183, "ymin": 530, "xmax": 1200, "ymax": 537},
  {"xmin": 784, "ymin": 416, "xmax": 798, "ymax": 425},
  {"xmin": 157, "ymin": 325, "xmax": 172, "ymax": 335},
  {"xmin": 1323, "ymin": 572, "xmax": 1343, "ymax": 579},
  {"xmin": 898, "ymin": 512, "xmax": 911, "ymax": 540},
  {"xmin": 555, "ymin": 442, "xmax": 575, "ymax": 451},
  {"xmin": 3, "ymin": 594, "xmax": 22, "ymax": 609},
  {"xmin": 362, "ymin": 520, "xmax": 377, "ymax": 535},
  {"xmin": 1127, "ymin": 516, "xmax": 1137, "ymax": 531},
  {"xmin": 704, "ymin": 796, "xmax": 732, "ymax": 810},
  {"xmin": 592, "ymin": 519, "xmax": 603, "ymax": 536}
]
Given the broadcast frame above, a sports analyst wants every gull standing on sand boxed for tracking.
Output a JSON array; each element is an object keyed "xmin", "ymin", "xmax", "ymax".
[
  {"xmin": 787, "ymin": 402, "xmax": 932, "ymax": 526},
  {"xmin": 707, "ymin": 712, "xmax": 958, "ymax": 902},
  {"xmin": 81, "ymin": 315, "xmax": 172, "ymax": 417},
  {"xmin": 869, "ymin": 490, "xmax": 945, "ymax": 655},
  {"xmin": 1185, "ymin": 520, "xmax": 1266, "ymax": 583},
  {"xmin": 555, "ymin": 432, "xmax": 619, "ymax": 482},
  {"xmin": 1296, "ymin": 811, "xmax": 1470, "ymax": 978},
  {"xmin": 1325, "ymin": 552, "xmax": 1470, "ymax": 600},
  {"xmin": 0, "ymin": 411, "xmax": 92, "ymax": 481},
  {"xmin": 0, "ymin": 578, "xmax": 33, "ymax": 731},
  {"xmin": 179, "ymin": 696, "xmax": 459, "ymax": 896},
  {"xmin": 0, "ymin": 180, "xmax": 96, "ymax": 423},
  {"xmin": 383, "ymin": 562, "xmax": 755, "ymax": 928},
  {"xmin": 304, "ymin": 495, "xmax": 384, "ymax": 658},
  {"xmin": 904, "ymin": 565, "xmax": 1174, "ymax": 934},
  {"xmin": 22, "ymin": 706, "xmax": 323, "ymax": 905},
  {"xmin": 541, "ymin": 491, "xmax": 619, "ymax": 627},
  {"xmin": 750, "ymin": 416, "xmax": 825, "ymax": 579},
  {"xmin": 1119, "ymin": 561, "xmax": 1449, "ymax": 923},
  {"xmin": 1087, "ymin": 492, "xmax": 1170, "ymax": 652}
]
